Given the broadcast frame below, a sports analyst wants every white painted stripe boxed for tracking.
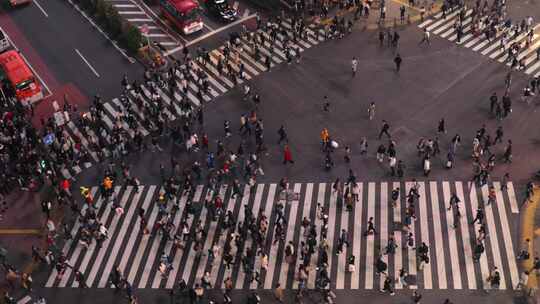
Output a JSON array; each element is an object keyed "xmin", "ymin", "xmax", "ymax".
[
  {"xmin": 33, "ymin": 0, "xmax": 49, "ymax": 17},
  {"xmin": 68, "ymin": 188, "xmax": 118, "ymax": 288},
  {"xmin": 127, "ymin": 187, "xmax": 163, "ymax": 285},
  {"xmin": 75, "ymin": 49, "xmax": 100, "ymax": 78},
  {"xmin": 145, "ymin": 33, "xmax": 168, "ymax": 37},
  {"xmin": 234, "ymin": 184, "xmax": 264, "ymax": 289},
  {"xmin": 442, "ymin": 181, "xmax": 462, "ymax": 289},
  {"xmin": 455, "ymin": 182, "xmax": 476, "ymax": 289},
  {"xmin": 45, "ymin": 187, "xmax": 98, "ymax": 287},
  {"xmin": 326, "ymin": 183, "xmax": 338, "ymax": 282},
  {"xmin": 393, "ymin": 182, "xmax": 403, "ymax": 289},
  {"xmin": 119, "ymin": 11, "xmax": 146, "ymax": 14},
  {"xmin": 480, "ymin": 185, "xmax": 506, "ymax": 289},
  {"xmin": 506, "ymin": 182, "xmax": 519, "ymax": 213},
  {"xmin": 526, "ymin": 58, "xmax": 540, "ymax": 74},
  {"xmin": 232, "ymin": 1, "xmax": 239, "ymax": 10},
  {"xmin": 158, "ymin": 41, "xmax": 178, "ymax": 46},
  {"xmin": 114, "ymin": 4, "xmax": 137, "ymax": 7},
  {"xmin": 117, "ymin": 186, "xmax": 156, "ymax": 278},
  {"xmin": 364, "ymin": 182, "xmax": 375, "ymax": 289},
  {"xmin": 17, "ymin": 296, "xmax": 32, "ymax": 304},
  {"xmin": 417, "ymin": 182, "xmax": 433, "ymax": 289},
  {"xmin": 468, "ymin": 184, "xmax": 489, "ymax": 289},
  {"xmin": 404, "ymin": 182, "xmax": 417, "ymax": 289},
  {"xmin": 308, "ymin": 183, "xmax": 325, "ymax": 288},
  {"xmin": 293, "ymin": 183, "xmax": 313, "ymax": 289},
  {"xmin": 426, "ymin": 10, "xmax": 460, "ymax": 31},
  {"xmin": 264, "ymin": 182, "xmax": 284, "ymax": 288},
  {"xmin": 127, "ymin": 18, "xmax": 153, "ymax": 22},
  {"xmin": 336, "ymin": 183, "xmax": 349, "ymax": 289},
  {"xmin": 242, "ymin": 9, "xmax": 250, "ymax": 18},
  {"xmin": 429, "ymin": 182, "xmax": 447, "ymax": 289},
  {"xmin": 163, "ymin": 190, "xmax": 194, "ymax": 288},
  {"xmin": 256, "ymin": 184, "xmax": 277, "ymax": 288},
  {"xmin": 191, "ymin": 61, "xmax": 229, "ymax": 93},
  {"xmin": 178, "ymin": 186, "xmax": 223, "ymax": 286},
  {"xmin": 493, "ymin": 182, "xmax": 519, "ymax": 289},
  {"xmin": 98, "ymin": 187, "xmax": 146, "ymax": 287},
  {"xmin": 350, "ymin": 183, "xmax": 363, "ymax": 289},
  {"xmin": 379, "ymin": 182, "xmax": 388, "ymax": 289},
  {"xmin": 279, "ymin": 183, "xmax": 301, "ymax": 287},
  {"xmin": 85, "ymin": 187, "xmax": 134, "ymax": 287},
  {"xmin": 490, "ymin": 31, "xmax": 530, "ymax": 59}
]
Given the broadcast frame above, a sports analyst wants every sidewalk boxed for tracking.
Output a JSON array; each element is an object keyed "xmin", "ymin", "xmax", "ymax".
[{"xmin": 306, "ymin": 0, "xmax": 443, "ymax": 30}]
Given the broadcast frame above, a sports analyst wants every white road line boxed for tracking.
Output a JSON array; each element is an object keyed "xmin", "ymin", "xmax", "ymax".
[
  {"xmin": 33, "ymin": 0, "xmax": 48, "ymax": 17},
  {"xmin": 145, "ymin": 33, "xmax": 168, "ymax": 37},
  {"xmin": 417, "ymin": 182, "xmax": 433, "ymax": 289},
  {"xmin": 326, "ymin": 185, "xmax": 338, "ymax": 284},
  {"xmin": 232, "ymin": 184, "xmax": 258, "ymax": 289},
  {"xmin": 405, "ymin": 182, "xmax": 417, "ymax": 289},
  {"xmin": 85, "ymin": 187, "xmax": 134, "ymax": 287},
  {"xmin": 455, "ymin": 182, "xmax": 476, "ymax": 289},
  {"xmin": 204, "ymin": 23, "xmax": 215, "ymax": 32},
  {"xmin": 429, "ymin": 181, "xmax": 447, "ymax": 289},
  {"xmin": 506, "ymin": 182, "xmax": 519, "ymax": 213},
  {"xmin": 279, "ymin": 183, "xmax": 301, "ymax": 287},
  {"xmin": 393, "ymin": 182, "xmax": 403, "ymax": 289},
  {"xmin": 164, "ymin": 14, "xmax": 258, "ymax": 56},
  {"xmin": 118, "ymin": 11, "xmax": 146, "ymax": 15},
  {"xmin": 293, "ymin": 183, "xmax": 313, "ymax": 289},
  {"xmin": 17, "ymin": 296, "xmax": 32, "ymax": 304},
  {"xmin": 114, "ymin": 4, "xmax": 138, "ymax": 8},
  {"xmin": 493, "ymin": 182, "xmax": 519, "ymax": 289},
  {"xmin": 256, "ymin": 184, "xmax": 277, "ymax": 289},
  {"xmin": 243, "ymin": 9, "xmax": 250, "ymax": 18},
  {"xmin": 98, "ymin": 188, "xmax": 145, "ymax": 287},
  {"xmin": 127, "ymin": 18, "xmax": 153, "ymax": 22},
  {"xmin": 379, "ymin": 182, "xmax": 388, "ymax": 289},
  {"xmin": 442, "ymin": 181, "xmax": 462, "ymax": 289},
  {"xmin": 308, "ymin": 183, "xmax": 325, "ymax": 288},
  {"xmin": 75, "ymin": 49, "xmax": 100, "ymax": 78},
  {"xmin": 468, "ymin": 184, "xmax": 489, "ymax": 289},
  {"xmin": 351, "ymin": 183, "xmax": 363, "ymax": 289},
  {"xmin": 336, "ymin": 183, "xmax": 349, "ymax": 289},
  {"xmin": 116, "ymin": 186, "xmax": 156, "ymax": 280},
  {"xmin": 480, "ymin": 185, "xmax": 506, "ymax": 289},
  {"xmin": 365, "ymin": 182, "xmax": 375, "ymax": 289}
]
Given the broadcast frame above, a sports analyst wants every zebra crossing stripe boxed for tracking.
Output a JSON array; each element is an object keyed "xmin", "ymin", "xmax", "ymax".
[
  {"xmin": 493, "ymin": 182, "xmax": 519, "ymax": 289},
  {"xmin": 480, "ymin": 185, "xmax": 506, "ymax": 289},
  {"xmin": 506, "ymin": 182, "xmax": 519, "ymax": 213},
  {"xmin": 468, "ymin": 184, "xmax": 489, "ymax": 289},
  {"xmin": 117, "ymin": 186, "xmax": 156, "ymax": 284},
  {"xmin": 98, "ymin": 188, "xmax": 146, "ymax": 287},
  {"xmin": 307, "ymin": 183, "xmax": 325, "ymax": 288},
  {"xmin": 69, "ymin": 188, "xmax": 121, "ymax": 287},
  {"xmin": 426, "ymin": 10, "xmax": 461, "ymax": 31},
  {"xmin": 404, "ymin": 182, "xmax": 417, "ymax": 289},
  {"xmin": 127, "ymin": 187, "xmax": 163, "ymax": 285},
  {"xmin": 417, "ymin": 182, "xmax": 433, "ymax": 289},
  {"xmin": 393, "ymin": 182, "xmax": 402, "ymax": 289},
  {"xmin": 442, "ymin": 181, "xmax": 462, "ymax": 289},
  {"xmin": 455, "ymin": 182, "xmax": 476, "ymax": 289},
  {"xmin": 365, "ymin": 182, "xmax": 375, "ymax": 289},
  {"xmin": 16, "ymin": 296, "xmax": 32, "ymax": 304},
  {"xmin": 48, "ymin": 181, "xmax": 521, "ymax": 290},
  {"xmin": 85, "ymin": 186, "xmax": 135, "ymax": 287}
]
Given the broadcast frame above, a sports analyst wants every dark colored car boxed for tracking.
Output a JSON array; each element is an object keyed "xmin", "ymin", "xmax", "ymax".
[{"xmin": 206, "ymin": 0, "xmax": 237, "ymax": 22}]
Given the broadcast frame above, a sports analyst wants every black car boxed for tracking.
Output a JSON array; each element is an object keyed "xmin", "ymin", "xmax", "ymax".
[{"xmin": 206, "ymin": 0, "xmax": 237, "ymax": 22}]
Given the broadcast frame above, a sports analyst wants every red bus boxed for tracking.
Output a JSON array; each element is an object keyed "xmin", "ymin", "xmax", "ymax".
[
  {"xmin": 160, "ymin": 0, "xmax": 203, "ymax": 35},
  {"xmin": 0, "ymin": 50, "xmax": 43, "ymax": 105}
]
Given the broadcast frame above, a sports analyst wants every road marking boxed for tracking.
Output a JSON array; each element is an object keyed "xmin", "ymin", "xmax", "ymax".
[
  {"xmin": 204, "ymin": 23, "xmax": 215, "ymax": 31},
  {"xmin": 17, "ymin": 296, "xmax": 32, "ymax": 304},
  {"xmin": 442, "ymin": 181, "xmax": 462, "ymax": 289},
  {"xmin": 119, "ymin": 11, "xmax": 146, "ymax": 15},
  {"xmin": 455, "ymin": 182, "xmax": 476, "ymax": 289},
  {"xmin": 393, "ymin": 182, "xmax": 403, "ymax": 289},
  {"xmin": 429, "ymin": 181, "xmax": 447, "ymax": 289},
  {"xmin": 145, "ymin": 33, "xmax": 168, "ymax": 37},
  {"xmin": 164, "ymin": 14, "xmax": 257, "ymax": 56},
  {"xmin": 75, "ymin": 49, "xmax": 100, "ymax": 78},
  {"xmin": 114, "ymin": 4, "xmax": 138, "ymax": 8},
  {"xmin": 417, "ymin": 182, "xmax": 433, "ymax": 289},
  {"xmin": 0, "ymin": 229, "xmax": 41, "ymax": 235},
  {"xmin": 506, "ymin": 182, "xmax": 519, "ymax": 213},
  {"xmin": 379, "ymin": 182, "xmax": 388, "ymax": 289},
  {"xmin": 127, "ymin": 18, "xmax": 153, "ymax": 22},
  {"xmin": 365, "ymin": 182, "xmax": 375, "ymax": 289},
  {"xmin": 242, "ymin": 9, "xmax": 250, "ymax": 18},
  {"xmin": 33, "ymin": 0, "xmax": 49, "ymax": 17}
]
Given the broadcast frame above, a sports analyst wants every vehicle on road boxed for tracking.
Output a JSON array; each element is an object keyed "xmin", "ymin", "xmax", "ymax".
[
  {"xmin": 7, "ymin": 0, "xmax": 32, "ymax": 7},
  {"xmin": 204, "ymin": 0, "xmax": 237, "ymax": 22},
  {"xmin": 0, "ymin": 50, "xmax": 43, "ymax": 105},
  {"xmin": 160, "ymin": 0, "xmax": 204, "ymax": 35}
]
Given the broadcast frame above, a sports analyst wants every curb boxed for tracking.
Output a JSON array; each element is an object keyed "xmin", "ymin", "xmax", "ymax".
[{"xmin": 521, "ymin": 185, "xmax": 540, "ymax": 291}]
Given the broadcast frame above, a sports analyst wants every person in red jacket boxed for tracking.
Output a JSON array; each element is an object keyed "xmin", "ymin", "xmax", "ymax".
[{"xmin": 283, "ymin": 144, "xmax": 294, "ymax": 165}]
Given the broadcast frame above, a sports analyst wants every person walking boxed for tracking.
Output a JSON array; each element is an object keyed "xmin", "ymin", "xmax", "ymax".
[
  {"xmin": 394, "ymin": 54, "xmax": 402, "ymax": 72},
  {"xmin": 368, "ymin": 102, "xmax": 376, "ymax": 120},
  {"xmin": 351, "ymin": 57, "xmax": 358, "ymax": 77},
  {"xmin": 378, "ymin": 120, "xmax": 391, "ymax": 139},
  {"xmin": 283, "ymin": 144, "xmax": 294, "ymax": 165},
  {"xmin": 419, "ymin": 28, "xmax": 431, "ymax": 45}
]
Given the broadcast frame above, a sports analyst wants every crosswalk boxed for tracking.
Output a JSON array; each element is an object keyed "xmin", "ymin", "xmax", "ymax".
[
  {"xmin": 419, "ymin": 9, "xmax": 540, "ymax": 77},
  {"xmin": 110, "ymin": 0, "xmax": 180, "ymax": 50},
  {"xmin": 56, "ymin": 19, "xmax": 325, "ymax": 180},
  {"xmin": 46, "ymin": 180, "xmax": 521, "ymax": 290}
]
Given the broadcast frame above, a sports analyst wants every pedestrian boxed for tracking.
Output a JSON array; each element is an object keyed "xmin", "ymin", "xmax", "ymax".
[
  {"xmin": 323, "ymin": 95, "xmax": 330, "ymax": 112},
  {"xmin": 368, "ymin": 102, "xmax": 376, "ymax": 120},
  {"xmin": 351, "ymin": 57, "xmax": 358, "ymax": 77},
  {"xmin": 378, "ymin": 120, "xmax": 391, "ymax": 139},
  {"xmin": 274, "ymin": 283, "xmax": 284, "ymax": 302},
  {"xmin": 412, "ymin": 290, "xmax": 422, "ymax": 303},
  {"xmin": 437, "ymin": 118, "xmax": 446, "ymax": 133},
  {"xmin": 394, "ymin": 53, "xmax": 402, "ymax": 72},
  {"xmin": 364, "ymin": 217, "xmax": 377, "ymax": 235},
  {"xmin": 283, "ymin": 144, "xmax": 294, "ymax": 165},
  {"xmin": 419, "ymin": 28, "xmax": 430, "ymax": 45}
]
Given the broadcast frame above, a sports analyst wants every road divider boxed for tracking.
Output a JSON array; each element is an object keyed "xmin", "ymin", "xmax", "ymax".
[{"xmin": 75, "ymin": 49, "xmax": 100, "ymax": 78}]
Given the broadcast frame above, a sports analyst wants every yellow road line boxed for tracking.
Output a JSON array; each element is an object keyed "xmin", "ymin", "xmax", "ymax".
[
  {"xmin": 521, "ymin": 186, "xmax": 540, "ymax": 289},
  {"xmin": 0, "ymin": 229, "xmax": 42, "ymax": 235}
]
